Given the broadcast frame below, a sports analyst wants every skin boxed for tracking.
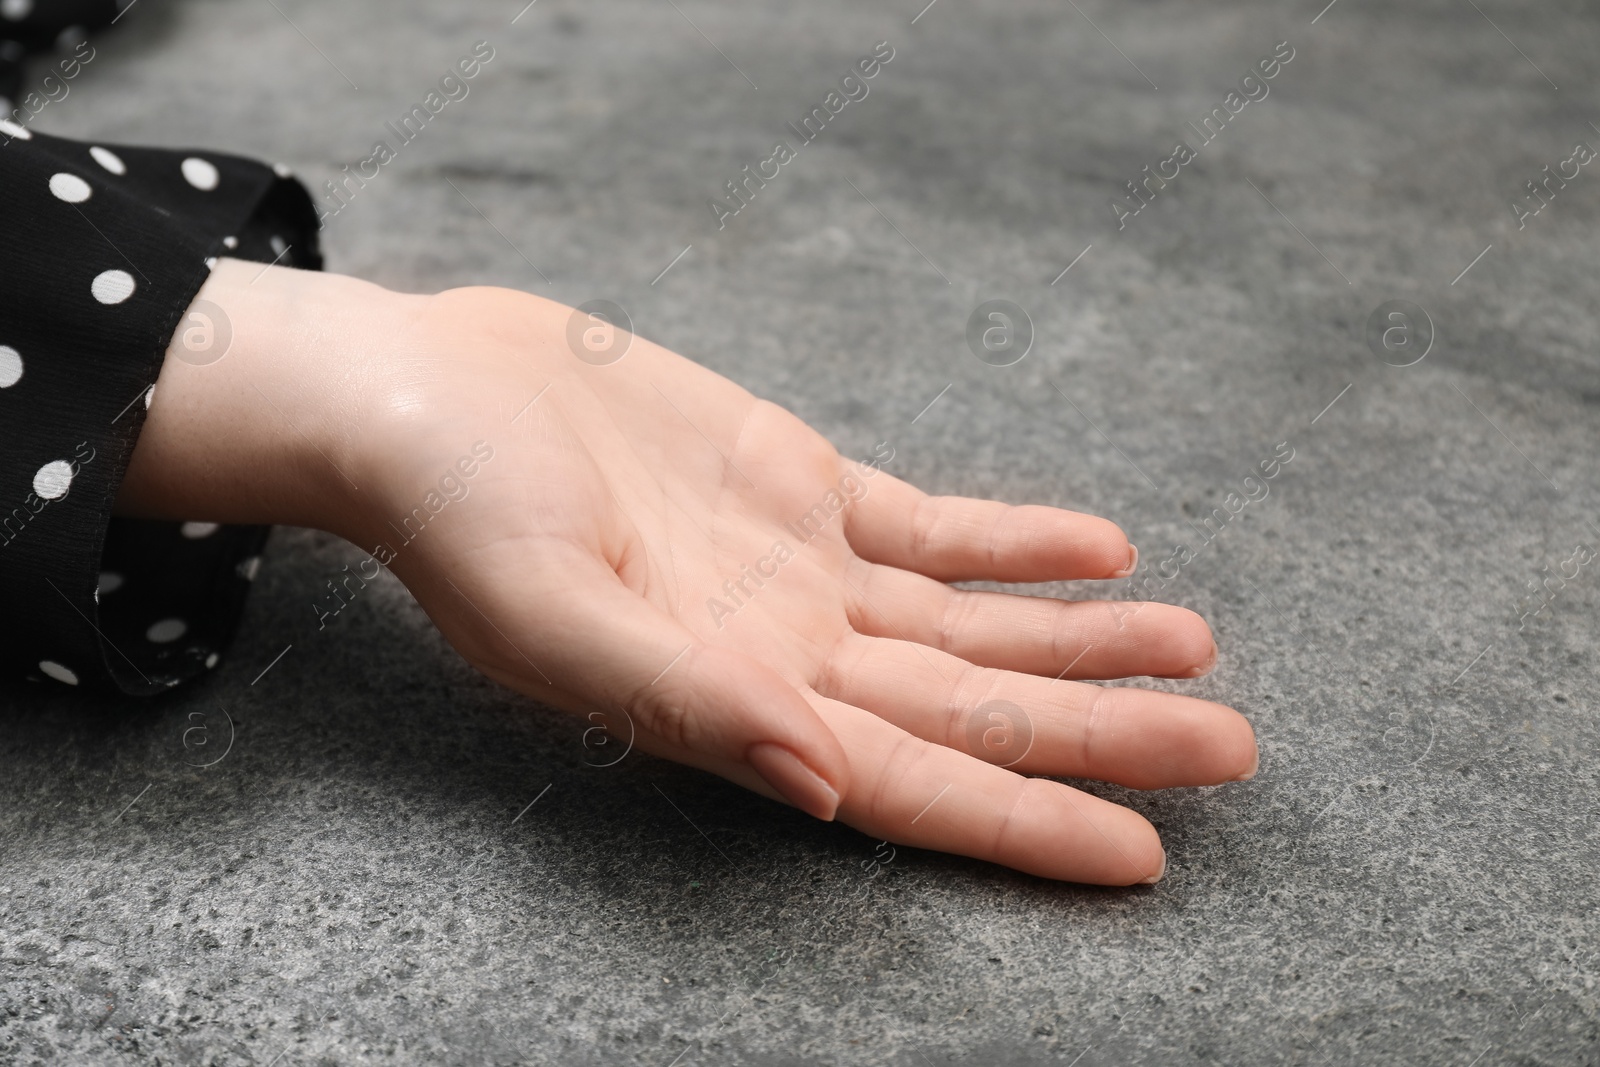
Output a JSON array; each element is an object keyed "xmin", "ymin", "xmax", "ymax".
[{"xmin": 117, "ymin": 258, "xmax": 1258, "ymax": 886}]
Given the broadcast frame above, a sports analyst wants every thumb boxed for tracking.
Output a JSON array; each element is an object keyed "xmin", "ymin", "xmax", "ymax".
[{"xmin": 530, "ymin": 553, "xmax": 850, "ymax": 820}]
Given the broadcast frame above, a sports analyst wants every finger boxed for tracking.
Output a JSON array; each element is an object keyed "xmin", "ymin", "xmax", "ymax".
[
  {"xmin": 448, "ymin": 548, "xmax": 849, "ymax": 820},
  {"xmin": 844, "ymin": 559, "xmax": 1217, "ymax": 680},
  {"xmin": 840, "ymin": 466, "xmax": 1136, "ymax": 583},
  {"xmin": 813, "ymin": 693, "xmax": 1166, "ymax": 885},
  {"xmin": 817, "ymin": 631, "xmax": 1256, "ymax": 788}
]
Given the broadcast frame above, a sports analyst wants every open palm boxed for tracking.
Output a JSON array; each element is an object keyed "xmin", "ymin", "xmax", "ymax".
[{"xmin": 351, "ymin": 287, "xmax": 1257, "ymax": 886}]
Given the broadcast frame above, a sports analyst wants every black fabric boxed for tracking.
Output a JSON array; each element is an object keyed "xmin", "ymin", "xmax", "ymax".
[
  {"xmin": 0, "ymin": 32, "xmax": 321, "ymax": 694},
  {"xmin": 1, "ymin": 0, "xmax": 121, "ymax": 118}
]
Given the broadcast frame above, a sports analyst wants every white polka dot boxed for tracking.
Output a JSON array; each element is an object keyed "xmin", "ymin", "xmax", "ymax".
[
  {"xmin": 145, "ymin": 618, "xmax": 187, "ymax": 643},
  {"xmin": 237, "ymin": 555, "xmax": 262, "ymax": 581},
  {"xmin": 181, "ymin": 156, "xmax": 219, "ymax": 191},
  {"xmin": 39, "ymin": 660, "xmax": 77, "ymax": 686},
  {"xmin": 144, "ymin": 384, "xmax": 154, "ymax": 408},
  {"xmin": 0, "ymin": 344, "xmax": 21, "ymax": 388},
  {"xmin": 181, "ymin": 521, "xmax": 219, "ymax": 539},
  {"xmin": 273, "ymin": 162, "xmax": 292, "ymax": 178},
  {"xmin": 1, "ymin": 0, "xmax": 34, "ymax": 21},
  {"xmin": 49, "ymin": 172, "xmax": 91, "ymax": 203},
  {"xmin": 89, "ymin": 146, "xmax": 125, "ymax": 175},
  {"xmin": 0, "ymin": 118, "xmax": 30, "ymax": 140},
  {"xmin": 270, "ymin": 235, "xmax": 287, "ymax": 257},
  {"xmin": 222, "ymin": 235, "xmax": 238, "ymax": 249},
  {"xmin": 205, "ymin": 652, "xmax": 220, "ymax": 669},
  {"xmin": 32, "ymin": 459, "xmax": 73, "ymax": 499},
  {"xmin": 97, "ymin": 571, "xmax": 124, "ymax": 596},
  {"xmin": 91, "ymin": 269, "xmax": 135, "ymax": 304},
  {"xmin": 204, "ymin": 256, "xmax": 217, "ymax": 270}
]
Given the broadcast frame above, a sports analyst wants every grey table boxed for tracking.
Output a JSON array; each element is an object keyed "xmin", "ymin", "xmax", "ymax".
[{"xmin": 3, "ymin": 0, "xmax": 1597, "ymax": 1063}]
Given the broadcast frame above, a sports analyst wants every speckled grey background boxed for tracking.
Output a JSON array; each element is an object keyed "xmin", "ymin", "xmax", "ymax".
[{"xmin": 3, "ymin": 0, "xmax": 1598, "ymax": 1063}]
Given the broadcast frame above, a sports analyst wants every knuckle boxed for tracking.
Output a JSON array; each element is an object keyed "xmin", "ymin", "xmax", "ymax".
[
  {"xmin": 1081, "ymin": 684, "xmax": 1114, "ymax": 770},
  {"xmin": 907, "ymin": 495, "xmax": 939, "ymax": 562},
  {"xmin": 815, "ymin": 629, "xmax": 865, "ymax": 699},
  {"xmin": 985, "ymin": 506, "xmax": 1013, "ymax": 572},
  {"xmin": 629, "ymin": 682, "xmax": 696, "ymax": 749},
  {"xmin": 870, "ymin": 732, "xmax": 929, "ymax": 824},
  {"xmin": 1047, "ymin": 610, "xmax": 1086, "ymax": 671},
  {"xmin": 949, "ymin": 662, "xmax": 1003, "ymax": 750},
  {"xmin": 625, "ymin": 647, "xmax": 707, "ymax": 750},
  {"xmin": 990, "ymin": 778, "xmax": 1034, "ymax": 858},
  {"xmin": 933, "ymin": 589, "xmax": 977, "ymax": 654}
]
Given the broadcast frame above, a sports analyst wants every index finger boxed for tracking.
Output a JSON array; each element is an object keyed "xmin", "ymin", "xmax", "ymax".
[{"xmin": 812, "ymin": 691, "xmax": 1166, "ymax": 885}]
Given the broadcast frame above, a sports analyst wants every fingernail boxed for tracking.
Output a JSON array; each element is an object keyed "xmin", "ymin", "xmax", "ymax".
[
  {"xmin": 1139, "ymin": 852, "xmax": 1167, "ymax": 885},
  {"xmin": 747, "ymin": 742, "xmax": 841, "ymax": 822},
  {"xmin": 1182, "ymin": 642, "xmax": 1219, "ymax": 678},
  {"xmin": 1113, "ymin": 544, "xmax": 1139, "ymax": 579},
  {"xmin": 1233, "ymin": 747, "xmax": 1259, "ymax": 782}
]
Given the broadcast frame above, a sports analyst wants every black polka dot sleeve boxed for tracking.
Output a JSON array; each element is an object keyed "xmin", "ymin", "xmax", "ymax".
[{"xmin": 0, "ymin": 120, "xmax": 322, "ymax": 695}]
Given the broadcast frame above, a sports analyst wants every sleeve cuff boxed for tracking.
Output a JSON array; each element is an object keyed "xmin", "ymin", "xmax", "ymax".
[{"xmin": 0, "ymin": 129, "xmax": 321, "ymax": 695}]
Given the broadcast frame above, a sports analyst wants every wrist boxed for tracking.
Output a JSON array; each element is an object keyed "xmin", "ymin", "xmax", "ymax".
[
  {"xmin": 117, "ymin": 258, "xmax": 424, "ymax": 537},
  {"xmin": 315, "ymin": 283, "xmax": 572, "ymax": 565}
]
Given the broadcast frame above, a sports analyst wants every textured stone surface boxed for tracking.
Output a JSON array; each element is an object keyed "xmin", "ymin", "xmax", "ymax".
[{"xmin": 4, "ymin": 0, "xmax": 1598, "ymax": 1063}]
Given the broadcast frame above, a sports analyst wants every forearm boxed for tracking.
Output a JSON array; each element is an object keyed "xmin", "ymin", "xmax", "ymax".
[{"xmin": 114, "ymin": 258, "xmax": 420, "ymax": 535}]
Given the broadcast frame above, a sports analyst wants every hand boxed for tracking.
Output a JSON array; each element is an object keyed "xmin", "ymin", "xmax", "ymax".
[{"xmin": 121, "ymin": 260, "xmax": 1257, "ymax": 886}]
